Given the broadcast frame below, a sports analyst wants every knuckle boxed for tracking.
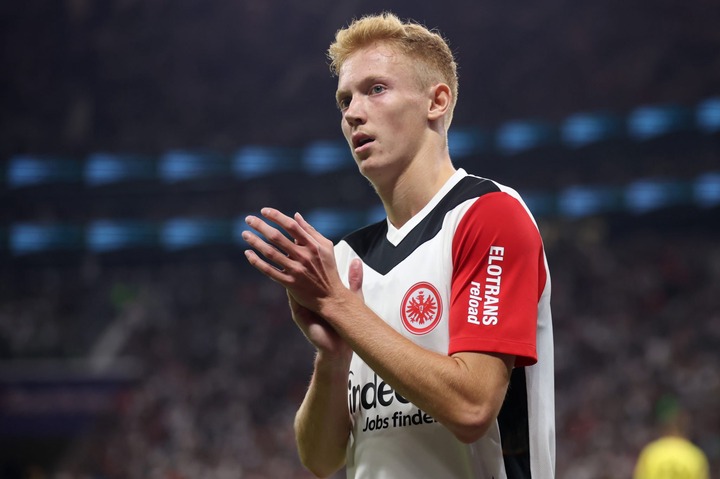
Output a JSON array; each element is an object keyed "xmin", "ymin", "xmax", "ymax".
[
  {"xmin": 267, "ymin": 230, "xmax": 285, "ymax": 243},
  {"xmin": 286, "ymin": 262, "xmax": 304, "ymax": 276},
  {"xmin": 295, "ymin": 251, "xmax": 311, "ymax": 266}
]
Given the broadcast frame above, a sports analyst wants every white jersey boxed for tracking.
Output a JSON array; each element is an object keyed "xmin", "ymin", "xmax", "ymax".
[{"xmin": 334, "ymin": 169, "xmax": 555, "ymax": 479}]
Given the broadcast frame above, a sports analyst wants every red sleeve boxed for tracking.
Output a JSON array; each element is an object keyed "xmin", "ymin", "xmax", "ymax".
[{"xmin": 448, "ymin": 191, "xmax": 546, "ymax": 367}]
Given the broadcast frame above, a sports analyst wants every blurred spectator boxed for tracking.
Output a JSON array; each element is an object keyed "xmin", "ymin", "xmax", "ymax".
[{"xmin": 632, "ymin": 396, "xmax": 710, "ymax": 479}]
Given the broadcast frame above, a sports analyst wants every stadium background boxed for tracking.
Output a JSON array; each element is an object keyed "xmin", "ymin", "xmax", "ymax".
[{"xmin": 1, "ymin": 0, "xmax": 719, "ymax": 477}]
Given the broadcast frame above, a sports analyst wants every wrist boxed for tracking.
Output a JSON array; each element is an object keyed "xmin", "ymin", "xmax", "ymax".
[
  {"xmin": 316, "ymin": 286, "xmax": 358, "ymax": 327},
  {"xmin": 315, "ymin": 349, "xmax": 351, "ymax": 376}
]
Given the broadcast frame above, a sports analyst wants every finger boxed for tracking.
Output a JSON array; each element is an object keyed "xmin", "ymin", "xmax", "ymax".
[
  {"xmin": 348, "ymin": 258, "xmax": 364, "ymax": 297},
  {"xmin": 244, "ymin": 248, "xmax": 293, "ymax": 284},
  {"xmin": 241, "ymin": 229, "xmax": 292, "ymax": 270},
  {"xmin": 245, "ymin": 214, "xmax": 297, "ymax": 253},
  {"xmin": 261, "ymin": 208, "xmax": 315, "ymax": 246},
  {"xmin": 294, "ymin": 212, "xmax": 328, "ymax": 244}
]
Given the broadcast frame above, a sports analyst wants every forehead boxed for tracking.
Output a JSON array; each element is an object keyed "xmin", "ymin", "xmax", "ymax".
[{"xmin": 337, "ymin": 44, "xmax": 415, "ymax": 90}]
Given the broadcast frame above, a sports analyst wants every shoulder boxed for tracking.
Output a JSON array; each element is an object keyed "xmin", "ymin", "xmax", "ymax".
[
  {"xmin": 455, "ymin": 186, "xmax": 542, "ymax": 247},
  {"xmin": 443, "ymin": 172, "xmax": 538, "ymax": 228},
  {"xmin": 642, "ymin": 436, "xmax": 708, "ymax": 461}
]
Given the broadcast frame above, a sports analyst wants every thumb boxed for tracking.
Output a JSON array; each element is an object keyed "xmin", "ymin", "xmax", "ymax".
[{"xmin": 348, "ymin": 258, "xmax": 364, "ymax": 298}]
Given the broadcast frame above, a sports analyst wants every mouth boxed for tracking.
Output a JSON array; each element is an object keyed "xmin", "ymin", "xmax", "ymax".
[{"xmin": 352, "ymin": 134, "xmax": 375, "ymax": 150}]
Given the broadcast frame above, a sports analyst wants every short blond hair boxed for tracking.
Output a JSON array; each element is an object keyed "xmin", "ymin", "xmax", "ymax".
[{"xmin": 328, "ymin": 12, "xmax": 459, "ymax": 128}]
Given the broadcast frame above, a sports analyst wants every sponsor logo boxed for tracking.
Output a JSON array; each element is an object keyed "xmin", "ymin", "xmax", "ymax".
[
  {"xmin": 348, "ymin": 371, "xmax": 438, "ymax": 432},
  {"xmin": 400, "ymin": 282, "xmax": 442, "ymax": 335},
  {"xmin": 347, "ymin": 371, "xmax": 409, "ymax": 414},
  {"xmin": 467, "ymin": 245, "xmax": 505, "ymax": 326},
  {"xmin": 362, "ymin": 409, "xmax": 437, "ymax": 432}
]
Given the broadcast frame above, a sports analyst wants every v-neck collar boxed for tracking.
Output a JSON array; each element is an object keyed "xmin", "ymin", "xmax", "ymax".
[{"xmin": 385, "ymin": 168, "xmax": 467, "ymax": 246}]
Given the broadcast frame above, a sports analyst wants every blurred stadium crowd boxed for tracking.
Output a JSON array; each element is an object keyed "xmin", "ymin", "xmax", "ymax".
[
  {"xmin": 1, "ymin": 213, "xmax": 719, "ymax": 478},
  {"xmin": 2, "ymin": 0, "xmax": 720, "ymax": 478}
]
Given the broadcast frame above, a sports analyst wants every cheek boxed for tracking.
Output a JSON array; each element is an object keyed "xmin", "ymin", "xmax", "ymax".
[
  {"xmin": 391, "ymin": 99, "xmax": 424, "ymax": 124},
  {"xmin": 387, "ymin": 109, "xmax": 424, "ymax": 139},
  {"xmin": 341, "ymin": 120, "xmax": 352, "ymax": 141}
]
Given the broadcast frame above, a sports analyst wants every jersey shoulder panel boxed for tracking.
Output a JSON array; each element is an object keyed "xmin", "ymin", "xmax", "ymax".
[{"xmin": 341, "ymin": 175, "xmax": 500, "ymax": 275}]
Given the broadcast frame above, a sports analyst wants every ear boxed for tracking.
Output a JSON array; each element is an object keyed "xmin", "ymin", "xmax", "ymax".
[{"xmin": 427, "ymin": 83, "xmax": 452, "ymax": 122}]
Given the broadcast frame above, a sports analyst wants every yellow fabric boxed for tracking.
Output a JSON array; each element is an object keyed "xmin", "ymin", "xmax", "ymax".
[{"xmin": 633, "ymin": 436, "xmax": 710, "ymax": 479}]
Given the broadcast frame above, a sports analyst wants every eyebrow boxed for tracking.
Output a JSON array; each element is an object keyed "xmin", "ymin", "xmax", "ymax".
[
  {"xmin": 335, "ymin": 89, "xmax": 348, "ymax": 105},
  {"xmin": 335, "ymin": 75, "xmax": 389, "ymax": 105}
]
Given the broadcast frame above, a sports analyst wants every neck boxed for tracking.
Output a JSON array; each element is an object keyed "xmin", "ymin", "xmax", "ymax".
[{"xmin": 377, "ymin": 152, "xmax": 456, "ymax": 229}]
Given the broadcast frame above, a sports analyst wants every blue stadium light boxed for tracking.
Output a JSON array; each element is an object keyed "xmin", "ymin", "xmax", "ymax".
[
  {"xmin": 624, "ymin": 178, "xmax": 689, "ymax": 213},
  {"xmin": 557, "ymin": 185, "xmax": 619, "ymax": 218},
  {"xmin": 302, "ymin": 140, "xmax": 352, "ymax": 174},
  {"xmin": 160, "ymin": 218, "xmax": 232, "ymax": 250},
  {"xmin": 627, "ymin": 104, "xmax": 692, "ymax": 140},
  {"xmin": 693, "ymin": 172, "xmax": 720, "ymax": 207},
  {"xmin": 10, "ymin": 223, "xmax": 82, "ymax": 255},
  {"xmin": 86, "ymin": 220, "xmax": 157, "ymax": 252},
  {"xmin": 85, "ymin": 153, "xmax": 155, "ymax": 186},
  {"xmin": 496, "ymin": 120, "xmax": 556, "ymax": 155},
  {"xmin": 696, "ymin": 97, "xmax": 720, "ymax": 133},
  {"xmin": 448, "ymin": 127, "xmax": 488, "ymax": 158},
  {"xmin": 159, "ymin": 150, "xmax": 229, "ymax": 183},
  {"xmin": 7, "ymin": 156, "xmax": 81, "ymax": 188},
  {"xmin": 561, "ymin": 112, "xmax": 623, "ymax": 148},
  {"xmin": 233, "ymin": 146, "xmax": 300, "ymax": 179},
  {"xmin": 520, "ymin": 191, "xmax": 556, "ymax": 218},
  {"xmin": 304, "ymin": 208, "xmax": 363, "ymax": 239},
  {"xmin": 233, "ymin": 214, "xmax": 254, "ymax": 245}
]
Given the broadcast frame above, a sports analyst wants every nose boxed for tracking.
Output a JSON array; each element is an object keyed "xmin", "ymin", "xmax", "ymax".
[{"xmin": 343, "ymin": 97, "xmax": 366, "ymax": 127}]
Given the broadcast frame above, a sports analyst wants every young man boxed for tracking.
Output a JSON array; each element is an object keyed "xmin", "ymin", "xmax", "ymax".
[{"xmin": 243, "ymin": 12, "xmax": 555, "ymax": 478}]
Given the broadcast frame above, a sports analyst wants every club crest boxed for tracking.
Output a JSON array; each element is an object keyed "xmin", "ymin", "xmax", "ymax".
[{"xmin": 400, "ymin": 282, "xmax": 442, "ymax": 335}]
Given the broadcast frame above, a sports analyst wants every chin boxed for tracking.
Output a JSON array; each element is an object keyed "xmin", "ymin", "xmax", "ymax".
[{"xmin": 358, "ymin": 161, "xmax": 398, "ymax": 188}]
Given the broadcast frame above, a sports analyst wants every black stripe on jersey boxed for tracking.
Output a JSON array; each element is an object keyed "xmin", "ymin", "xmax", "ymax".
[
  {"xmin": 499, "ymin": 367, "xmax": 531, "ymax": 479},
  {"xmin": 341, "ymin": 175, "xmax": 500, "ymax": 275}
]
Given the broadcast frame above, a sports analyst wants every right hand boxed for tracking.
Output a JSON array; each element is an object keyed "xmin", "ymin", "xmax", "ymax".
[
  {"xmin": 287, "ymin": 258, "xmax": 365, "ymax": 360},
  {"xmin": 287, "ymin": 292, "xmax": 350, "ymax": 359}
]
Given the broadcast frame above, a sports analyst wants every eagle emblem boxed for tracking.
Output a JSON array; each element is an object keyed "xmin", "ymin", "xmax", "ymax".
[{"xmin": 400, "ymin": 282, "xmax": 442, "ymax": 335}]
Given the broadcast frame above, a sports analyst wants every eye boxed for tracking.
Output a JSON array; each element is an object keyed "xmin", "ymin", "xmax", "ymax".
[
  {"xmin": 337, "ymin": 96, "xmax": 351, "ymax": 111},
  {"xmin": 370, "ymin": 84, "xmax": 386, "ymax": 95}
]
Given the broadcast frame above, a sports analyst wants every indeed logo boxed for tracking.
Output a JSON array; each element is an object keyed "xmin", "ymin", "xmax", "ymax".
[
  {"xmin": 347, "ymin": 372, "xmax": 409, "ymax": 414},
  {"xmin": 348, "ymin": 371, "xmax": 438, "ymax": 433}
]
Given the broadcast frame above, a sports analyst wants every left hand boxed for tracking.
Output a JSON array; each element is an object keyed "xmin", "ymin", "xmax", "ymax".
[{"xmin": 242, "ymin": 208, "xmax": 344, "ymax": 313}]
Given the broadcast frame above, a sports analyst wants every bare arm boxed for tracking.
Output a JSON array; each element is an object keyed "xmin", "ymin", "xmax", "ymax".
[
  {"xmin": 318, "ymin": 285, "xmax": 513, "ymax": 443},
  {"xmin": 243, "ymin": 208, "xmax": 512, "ymax": 443},
  {"xmin": 286, "ymin": 292, "xmax": 353, "ymax": 477},
  {"xmin": 295, "ymin": 348, "xmax": 351, "ymax": 477}
]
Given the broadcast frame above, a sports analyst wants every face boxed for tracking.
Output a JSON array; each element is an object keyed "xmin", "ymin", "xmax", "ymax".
[{"xmin": 336, "ymin": 44, "xmax": 431, "ymax": 183}]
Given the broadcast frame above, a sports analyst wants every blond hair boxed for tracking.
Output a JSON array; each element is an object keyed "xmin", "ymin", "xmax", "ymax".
[{"xmin": 328, "ymin": 12, "xmax": 459, "ymax": 128}]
